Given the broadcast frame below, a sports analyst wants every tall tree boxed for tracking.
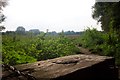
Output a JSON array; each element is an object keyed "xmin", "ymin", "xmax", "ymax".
[
  {"xmin": 0, "ymin": 0, "xmax": 8, "ymax": 31},
  {"xmin": 92, "ymin": 2, "xmax": 120, "ymax": 33}
]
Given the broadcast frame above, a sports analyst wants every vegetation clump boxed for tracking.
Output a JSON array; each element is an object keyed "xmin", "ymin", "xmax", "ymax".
[
  {"xmin": 2, "ymin": 32, "xmax": 79, "ymax": 65},
  {"xmin": 77, "ymin": 28, "xmax": 120, "ymax": 65}
]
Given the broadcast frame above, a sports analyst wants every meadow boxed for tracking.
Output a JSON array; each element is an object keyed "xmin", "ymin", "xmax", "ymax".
[{"xmin": 2, "ymin": 28, "xmax": 120, "ymax": 65}]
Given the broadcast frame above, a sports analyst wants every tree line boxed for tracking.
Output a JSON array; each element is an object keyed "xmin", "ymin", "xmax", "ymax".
[{"xmin": 2, "ymin": 26, "xmax": 83, "ymax": 36}]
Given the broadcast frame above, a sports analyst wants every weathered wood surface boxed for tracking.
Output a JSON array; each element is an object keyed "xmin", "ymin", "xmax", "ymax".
[{"xmin": 12, "ymin": 54, "xmax": 118, "ymax": 80}]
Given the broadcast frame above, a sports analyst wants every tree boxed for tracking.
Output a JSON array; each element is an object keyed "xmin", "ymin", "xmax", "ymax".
[
  {"xmin": 0, "ymin": 25, "xmax": 5, "ymax": 31},
  {"xmin": 0, "ymin": 0, "xmax": 8, "ymax": 31},
  {"xmin": 29, "ymin": 29, "xmax": 40, "ymax": 35},
  {"xmin": 92, "ymin": 2, "xmax": 120, "ymax": 33},
  {"xmin": 16, "ymin": 26, "xmax": 26, "ymax": 34}
]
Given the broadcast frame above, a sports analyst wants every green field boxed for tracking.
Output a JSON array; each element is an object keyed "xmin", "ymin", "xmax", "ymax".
[{"xmin": 2, "ymin": 28, "xmax": 120, "ymax": 65}]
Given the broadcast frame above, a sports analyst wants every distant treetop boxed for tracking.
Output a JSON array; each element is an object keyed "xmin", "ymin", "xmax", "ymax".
[{"xmin": 16, "ymin": 26, "xmax": 26, "ymax": 34}]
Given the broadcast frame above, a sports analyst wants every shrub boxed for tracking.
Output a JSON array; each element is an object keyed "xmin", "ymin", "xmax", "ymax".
[
  {"xmin": 2, "ymin": 34, "xmax": 79, "ymax": 65},
  {"xmin": 77, "ymin": 28, "xmax": 120, "ymax": 65}
]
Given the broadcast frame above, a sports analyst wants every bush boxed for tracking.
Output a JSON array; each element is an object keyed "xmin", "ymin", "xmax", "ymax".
[
  {"xmin": 77, "ymin": 28, "xmax": 120, "ymax": 65},
  {"xmin": 2, "ymin": 33, "xmax": 79, "ymax": 65}
]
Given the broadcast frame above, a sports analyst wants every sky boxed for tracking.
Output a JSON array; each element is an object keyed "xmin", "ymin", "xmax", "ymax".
[{"xmin": 2, "ymin": 0, "xmax": 101, "ymax": 32}]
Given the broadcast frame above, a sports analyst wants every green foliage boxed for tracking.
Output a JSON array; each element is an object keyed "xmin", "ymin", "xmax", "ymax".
[
  {"xmin": 78, "ymin": 28, "xmax": 120, "ymax": 65},
  {"xmin": 2, "ymin": 35, "xmax": 37, "ymax": 65},
  {"xmin": 36, "ymin": 37, "xmax": 79, "ymax": 60},
  {"xmin": 2, "ymin": 32, "xmax": 79, "ymax": 65},
  {"xmin": 92, "ymin": 2, "xmax": 120, "ymax": 33},
  {"xmin": 78, "ymin": 28, "xmax": 105, "ymax": 48},
  {"xmin": 92, "ymin": 2, "xmax": 120, "ymax": 65}
]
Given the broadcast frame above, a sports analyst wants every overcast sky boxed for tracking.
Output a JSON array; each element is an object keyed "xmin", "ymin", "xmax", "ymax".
[{"xmin": 3, "ymin": 0, "xmax": 101, "ymax": 32}]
